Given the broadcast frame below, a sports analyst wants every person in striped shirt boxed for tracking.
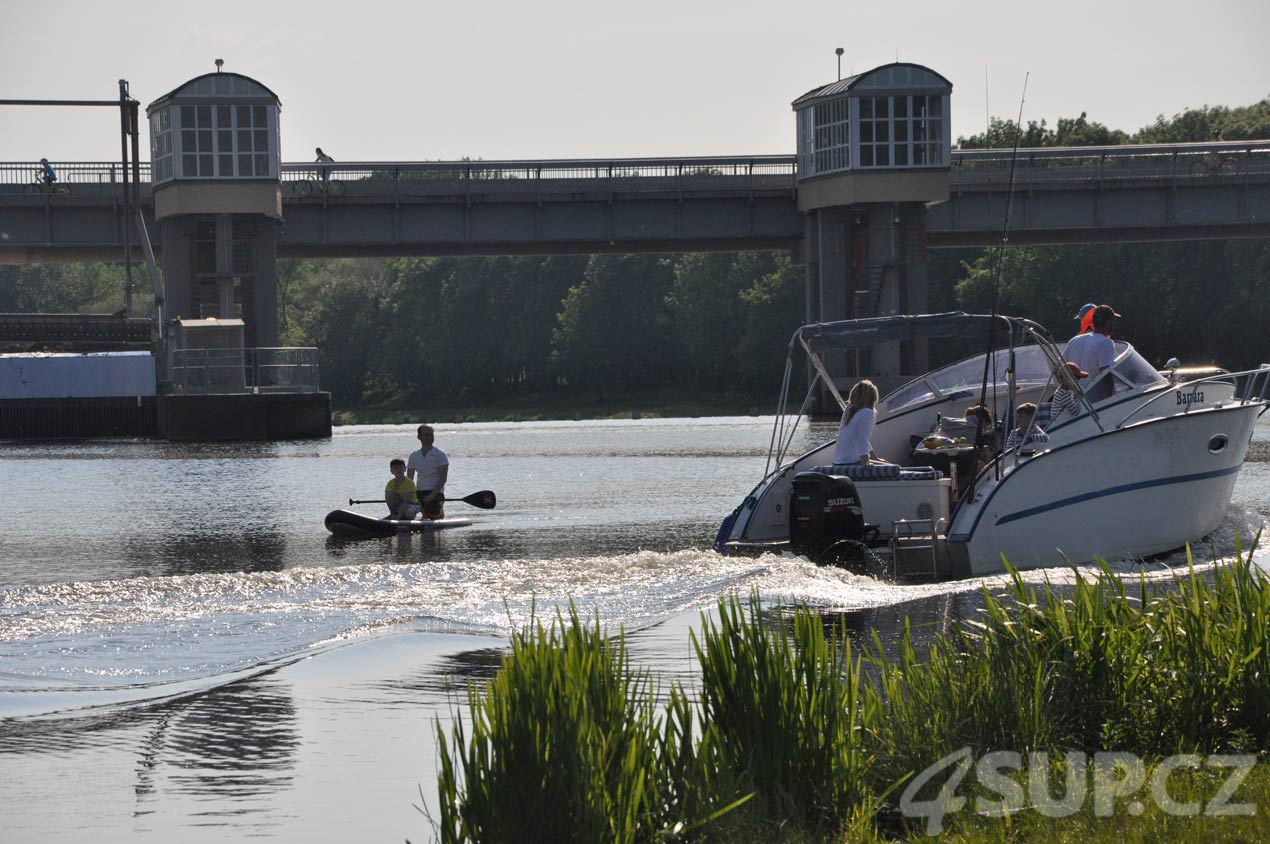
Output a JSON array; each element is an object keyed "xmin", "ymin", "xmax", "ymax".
[
  {"xmin": 1050, "ymin": 361, "xmax": 1088, "ymax": 421},
  {"xmin": 1005, "ymin": 403, "xmax": 1049, "ymax": 453}
]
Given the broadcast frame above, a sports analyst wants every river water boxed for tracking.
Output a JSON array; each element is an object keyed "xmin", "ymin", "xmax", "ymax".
[{"xmin": 2, "ymin": 416, "xmax": 1269, "ymax": 842}]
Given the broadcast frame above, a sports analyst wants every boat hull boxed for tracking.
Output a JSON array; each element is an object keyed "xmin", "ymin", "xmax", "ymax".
[
  {"xmin": 952, "ymin": 404, "xmax": 1260, "ymax": 574},
  {"xmin": 324, "ymin": 509, "xmax": 473, "ymax": 537}
]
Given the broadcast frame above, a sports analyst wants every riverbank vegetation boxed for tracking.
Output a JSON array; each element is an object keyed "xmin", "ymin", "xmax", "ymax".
[
  {"xmin": 3, "ymin": 100, "xmax": 1268, "ymax": 423},
  {"xmin": 434, "ymin": 543, "xmax": 1270, "ymax": 842}
]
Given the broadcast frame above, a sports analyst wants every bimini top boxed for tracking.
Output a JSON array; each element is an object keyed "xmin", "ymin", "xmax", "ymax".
[
  {"xmin": 792, "ymin": 62, "xmax": 952, "ymax": 110},
  {"xmin": 794, "ymin": 312, "xmax": 1048, "ymax": 353}
]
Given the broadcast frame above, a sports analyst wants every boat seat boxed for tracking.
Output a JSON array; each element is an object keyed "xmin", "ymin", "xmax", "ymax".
[{"xmin": 812, "ymin": 464, "xmax": 940, "ymax": 481}]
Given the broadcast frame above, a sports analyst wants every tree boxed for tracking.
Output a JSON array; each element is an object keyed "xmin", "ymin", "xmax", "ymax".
[
  {"xmin": 1130, "ymin": 98, "xmax": 1270, "ymax": 144},
  {"xmin": 0, "ymin": 262, "xmax": 137, "ymax": 314},
  {"xmin": 735, "ymin": 255, "xmax": 805, "ymax": 390},
  {"xmin": 957, "ymin": 112, "xmax": 1127, "ymax": 149},
  {"xmin": 295, "ymin": 259, "xmax": 391, "ymax": 404},
  {"xmin": 551, "ymin": 255, "xmax": 679, "ymax": 392},
  {"xmin": 670, "ymin": 253, "xmax": 749, "ymax": 385}
]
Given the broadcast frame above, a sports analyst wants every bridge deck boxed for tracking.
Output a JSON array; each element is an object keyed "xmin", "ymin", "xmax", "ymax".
[{"xmin": 2, "ymin": 141, "xmax": 1268, "ymax": 260}]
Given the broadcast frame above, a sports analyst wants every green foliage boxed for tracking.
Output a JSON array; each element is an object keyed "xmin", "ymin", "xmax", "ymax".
[
  {"xmin": 951, "ymin": 240, "xmax": 1270, "ymax": 369},
  {"xmin": 958, "ymin": 112, "xmax": 1129, "ymax": 149},
  {"xmin": 1131, "ymin": 97, "xmax": 1270, "ymax": 143},
  {"xmin": 871, "ymin": 539, "xmax": 1270, "ymax": 780},
  {"xmin": 289, "ymin": 258, "xmax": 392, "ymax": 404},
  {"xmin": 551, "ymin": 255, "xmax": 681, "ymax": 391},
  {"xmin": 693, "ymin": 593, "xmax": 879, "ymax": 836},
  {"xmin": 435, "ymin": 604, "xmax": 728, "ymax": 844},
  {"xmin": 735, "ymin": 255, "xmax": 806, "ymax": 390},
  {"xmin": 0, "ymin": 262, "xmax": 151, "ymax": 315},
  {"xmin": 435, "ymin": 548, "xmax": 1270, "ymax": 842}
]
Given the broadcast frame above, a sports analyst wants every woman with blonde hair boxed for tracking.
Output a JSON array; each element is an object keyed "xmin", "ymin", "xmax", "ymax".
[{"xmin": 831, "ymin": 379, "xmax": 892, "ymax": 465}]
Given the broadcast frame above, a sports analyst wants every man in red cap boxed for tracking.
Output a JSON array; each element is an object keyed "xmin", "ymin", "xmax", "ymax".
[{"xmin": 1063, "ymin": 305, "xmax": 1120, "ymax": 402}]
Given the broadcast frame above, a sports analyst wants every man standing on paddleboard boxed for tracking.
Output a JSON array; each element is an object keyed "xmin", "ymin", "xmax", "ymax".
[{"xmin": 406, "ymin": 424, "xmax": 449, "ymax": 520}]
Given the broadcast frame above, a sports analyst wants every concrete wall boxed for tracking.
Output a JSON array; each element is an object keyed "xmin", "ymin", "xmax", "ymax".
[
  {"xmin": 0, "ymin": 351, "xmax": 156, "ymax": 399},
  {"xmin": 153, "ymin": 182, "xmax": 281, "ymax": 221},
  {"xmin": 0, "ymin": 396, "xmax": 158, "ymax": 438},
  {"xmin": 797, "ymin": 170, "xmax": 950, "ymax": 212},
  {"xmin": 159, "ymin": 392, "xmax": 331, "ymax": 441}
]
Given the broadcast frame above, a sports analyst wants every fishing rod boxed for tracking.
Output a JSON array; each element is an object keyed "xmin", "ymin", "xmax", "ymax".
[{"xmin": 971, "ymin": 72, "xmax": 1029, "ymax": 493}]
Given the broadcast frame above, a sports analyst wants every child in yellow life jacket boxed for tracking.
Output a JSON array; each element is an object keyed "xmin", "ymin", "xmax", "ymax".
[{"xmin": 385, "ymin": 458, "xmax": 421, "ymax": 520}]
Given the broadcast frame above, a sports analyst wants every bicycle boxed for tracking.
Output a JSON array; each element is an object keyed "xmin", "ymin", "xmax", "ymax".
[
  {"xmin": 23, "ymin": 173, "xmax": 70, "ymax": 196},
  {"xmin": 1190, "ymin": 154, "xmax": 1236, "ymax": 176},
  {"xmin": 291, "ymin": 176, "xmax": 345, "ymax": 197}
]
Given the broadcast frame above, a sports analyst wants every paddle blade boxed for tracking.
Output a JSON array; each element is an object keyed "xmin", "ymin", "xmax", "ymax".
[{"xmin": 459, "ymin": 490, "xmax": 497, "ymax": 510}]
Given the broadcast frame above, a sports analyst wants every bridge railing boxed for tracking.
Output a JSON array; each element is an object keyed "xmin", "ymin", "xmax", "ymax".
[
  {"xmin": 279, "ymin": 156, "xmax": 800, "ymax": 198},
  {"xmin": 0, "ymin": 161, "xmax": 152, "ymax": 185},
  {"xmin": 170, "ymin": 347, "xmax": 320, "ymax": 395},
  {"xmin": 951, "ymin": 141, "xmax": 1270, "ymax": 187},
  {"xmin": 4, "ymin": 142, "xmax": 1269, "ymax": 195}
]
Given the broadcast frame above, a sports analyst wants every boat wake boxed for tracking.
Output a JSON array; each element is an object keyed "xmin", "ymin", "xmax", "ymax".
[{"xmin": 2, "ymin": 502, "xmax": 1265, "ymax": 721}]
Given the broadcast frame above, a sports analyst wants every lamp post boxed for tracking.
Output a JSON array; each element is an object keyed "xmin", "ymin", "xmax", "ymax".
[{"xmin": 835, "ymin": 47, "xmax": 844, "ymax": 81}]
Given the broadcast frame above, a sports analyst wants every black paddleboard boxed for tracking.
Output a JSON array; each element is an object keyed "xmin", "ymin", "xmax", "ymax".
[{"xmin": 324, "ymin": 508, "xmax": 473, "ymax": 537}]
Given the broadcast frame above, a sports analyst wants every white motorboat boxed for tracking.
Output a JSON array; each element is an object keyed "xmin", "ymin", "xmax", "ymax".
[{"xmin": 715, "ymin": 312, "xmax": 1269, "ymax": 579}]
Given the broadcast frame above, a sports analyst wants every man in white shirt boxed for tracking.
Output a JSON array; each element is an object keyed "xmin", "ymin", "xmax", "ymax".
[
  {"xmin": 406, "ymin": 424, "xmax": 449, "ymax": 519},
  {"xmin": 1063, "ymin": 305, "xmax": 1119, "ymax": 402}
]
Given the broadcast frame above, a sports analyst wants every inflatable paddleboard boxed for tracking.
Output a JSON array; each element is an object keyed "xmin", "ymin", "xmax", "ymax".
[{"xmin": 324, "ymin": 508, "xmax": 473, "ymax": 538}]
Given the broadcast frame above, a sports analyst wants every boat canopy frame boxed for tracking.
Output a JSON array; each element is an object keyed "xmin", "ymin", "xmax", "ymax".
[{"xmin": 764, "ymin": 312, "xmax": 1097, "ymax": 477}]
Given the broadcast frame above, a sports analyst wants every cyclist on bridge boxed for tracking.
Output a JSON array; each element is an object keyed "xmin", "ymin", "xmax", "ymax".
[
  {"xmin": 39, "ymin": 158, "xmax": 58, "ymax": 188},
  {"xmin": 315, "ymin": 147, "xmax": 334, "ymax": 185}
]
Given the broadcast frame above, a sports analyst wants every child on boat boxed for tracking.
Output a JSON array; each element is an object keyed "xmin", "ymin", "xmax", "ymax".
[
  {"xmin": 1051, "ymin": 361, "xmax": 1088, "ymax": 421},
  {"xmin": 1005, "ymin": 402, "xmax": 1050, "ymax": 453},
  {"xmin": 385, "ymin": 458, "xmax": 421, "ymax": 520}
]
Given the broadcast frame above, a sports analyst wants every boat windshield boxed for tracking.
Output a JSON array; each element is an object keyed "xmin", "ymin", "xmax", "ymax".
[
  {"xmin": 1107, "ymin": 344, "xmax": 1169, "ymax": 392},
  {"xmin": 1054, "ymin": 341, "xmax": 1168, "ymax": 395},
  {"xmin": 881, "ymin": 344, "xmax": 1055, "ymax": 412}
]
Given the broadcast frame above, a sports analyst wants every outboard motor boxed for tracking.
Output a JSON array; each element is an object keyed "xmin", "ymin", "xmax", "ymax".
[{"xmin": 789, "ymin": 471, "xmax": 868, "ymax": 568}]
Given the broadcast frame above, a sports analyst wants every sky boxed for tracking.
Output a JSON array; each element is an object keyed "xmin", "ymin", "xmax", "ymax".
[{"xmin": 2, "ymin": 0, "xmax": 1268, "ymax": 164}]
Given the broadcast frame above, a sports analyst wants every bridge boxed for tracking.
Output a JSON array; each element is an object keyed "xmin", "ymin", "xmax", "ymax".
[{"xmin": 2, "ymin": 141, "xmax": 1268, "ymax": 263}]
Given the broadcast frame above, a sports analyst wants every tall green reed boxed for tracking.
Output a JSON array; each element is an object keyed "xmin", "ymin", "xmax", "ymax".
[
  {"xmin": 693, "ymin": 592, "xmax": 879, "ymax": 835},
  {"xmin": 871, "ymin": 537, "xmax": 1270, "ymax": 791},
  {"xmin": 433, "ymin": 543, "xmax": 1269, "ymax": 841},
  {"xmin": 435, "ymin": 603, "xmax": 704, "ymax": 844},
  {"xmin": 439, "ymin": 601, "xmax": 741, "ymax": 837}
]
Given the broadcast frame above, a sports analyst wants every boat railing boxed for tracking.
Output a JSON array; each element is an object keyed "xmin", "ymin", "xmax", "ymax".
[
  {"xmin": 169, "ymin": 347, "xmax": 321, "ymax": 395},
  {"xmin": 1116, "ymin": 365, "xmax": 1270, "ymax": 429}
]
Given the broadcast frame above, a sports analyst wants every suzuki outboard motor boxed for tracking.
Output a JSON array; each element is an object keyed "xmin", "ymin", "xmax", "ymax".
[{"xmin": 789, "ymin": 471, "xmax": 868, "ymax": 568}]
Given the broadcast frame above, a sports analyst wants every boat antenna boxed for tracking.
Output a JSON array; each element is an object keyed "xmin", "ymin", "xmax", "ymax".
[{"xmin": 971, "ymin": 72, "xmax": 1029, "ymax": 492}]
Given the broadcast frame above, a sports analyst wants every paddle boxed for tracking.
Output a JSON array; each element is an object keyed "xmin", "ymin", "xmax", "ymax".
[{"xmin": 348, "ymin": 490, "xmax": 497, "ymax": 510}]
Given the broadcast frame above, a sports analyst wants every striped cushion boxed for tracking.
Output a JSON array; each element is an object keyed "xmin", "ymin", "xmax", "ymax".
[{"xmin": 812, "ymin": 464, "xmax": 940, "ymax": 481}]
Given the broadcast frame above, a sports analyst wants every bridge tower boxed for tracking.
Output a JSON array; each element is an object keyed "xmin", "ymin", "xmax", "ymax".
[
  {"xmin": 146, "ymin": 70, "xmax": 282, "ymax": 350},
  {"xmin": 143, "ymin": 70, "xmax": 329, "ymax": 440},
  {"xmin": 793, "ymin": 62, "xmax": 952, "ymax": 398}
]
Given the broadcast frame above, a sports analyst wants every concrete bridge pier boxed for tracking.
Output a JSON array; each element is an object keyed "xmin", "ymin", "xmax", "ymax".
[
  {"xmin": 804, "ymin": 202, "xmax": 931, "ymax": 400},
  {"xmin": 158, "ymin": 213, "xmax": 279, "ymax": 348}
]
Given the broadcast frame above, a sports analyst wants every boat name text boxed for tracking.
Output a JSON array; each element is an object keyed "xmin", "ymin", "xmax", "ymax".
[{"xmin": 1177, "ymin": 390, "xmax": 1204, "ymax": 406}]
